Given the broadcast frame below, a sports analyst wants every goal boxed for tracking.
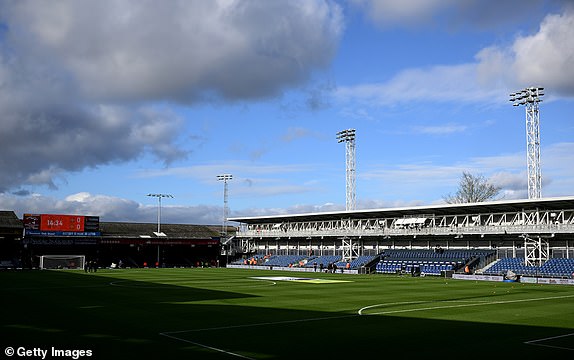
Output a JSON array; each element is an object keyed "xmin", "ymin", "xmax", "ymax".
[{"xmin": 39, "ymin": 255, "xmax": 86, "ymax": 270}]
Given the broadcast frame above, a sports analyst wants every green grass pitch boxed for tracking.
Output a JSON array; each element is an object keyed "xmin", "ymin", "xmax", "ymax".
[{"xmin": 1, "ymin": 268, "xmax": 573, "ymax": 359}]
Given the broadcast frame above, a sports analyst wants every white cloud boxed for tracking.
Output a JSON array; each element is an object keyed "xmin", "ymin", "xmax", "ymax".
[
  {"xmin": 231, "ymin": 202, "xmax": 345, "ymax": 218},
  {"xmin": 1, "ymin": 191, "xmax": 223, "ymax": 224},
  {"xmin": 350, "ymin": 0, "xmax": 553, "ymax": 30},
  {"xmin": 541, "ymin": 142, "xmax": 574, "ymax": 196},
  {"xmin": 281, "ymin": 127, "xmax": 316, "ymax": 143},
  {"xmin": 336, "ymin": 8, "xmax": 574, "ymax": 106},
  {"xmin": 351, "ymin": 0, "xmax": 456, "ymax": 27},
  {"xmin": 511, "ymin": 11, "xmax": 574, "ymax": 96},
  {"xmin": 2, "ymin": 190, "xmax": 341, "ymax": 224},
  {"xmin": 335, "ymin": 63, "xmax": 507, "ymax": 106},
  {"xmin": 412, "ymin": 123, "xmax": 468, "ymax": 135},
  {"xmin": 136, "ymin": 162, "xmax": 316, "ymax": 182},
  {"xmin": 472, "ymin": 9, "xmax": 574, "ymax": 97},
  {"xmin": 4, "ymin": 143, "xmax": 572, "ymax": 223},
  {"xmin": 134, "ymin": 162, "xmax": 326, "ymax": 201},
  {"xmin": 360, "ymin": 142, "xmax": 574, "ymax": 202}
]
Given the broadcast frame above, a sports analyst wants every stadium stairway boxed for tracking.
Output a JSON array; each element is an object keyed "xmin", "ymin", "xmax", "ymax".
[{"xmin": 476, "ymin": 258, "xmax": 500, "ymax": 274}]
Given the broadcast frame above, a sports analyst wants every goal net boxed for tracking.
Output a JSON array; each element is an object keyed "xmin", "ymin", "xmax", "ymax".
[{"xmin": 40, "ymin": 255, "xmax": 86, "ymax": 270}]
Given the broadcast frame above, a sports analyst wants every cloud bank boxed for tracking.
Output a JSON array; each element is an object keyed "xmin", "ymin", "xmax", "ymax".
[
  {"xmin": 338, "ymin": 6, "xmax": 574, "ymax": 105},
  {"xmin": 0, "ymin": 0, "xmax": 343, "ymax": 192}
]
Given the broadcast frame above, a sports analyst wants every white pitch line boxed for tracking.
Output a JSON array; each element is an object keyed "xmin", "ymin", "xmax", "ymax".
[
  {"xmin": 524, "ymin": 332, "xmax": 574, "ymax": 351},
  {"xmin": 161, "ymin": 313, "xmax": 356, "ymax": 335},
  {"xmin": 358, "ymin": 299, "xmax": 498, "ymax": 315},
  {"xmin": 160, "ymin": 293, "xmax": 574, "ymax": 357},
  {"xmin": 160, "ymin": 332, "xmax": 255, "ymax": 360},
  {"xmin": 358, "ymin": 294, "xmax": 574, "ymax": 316},
  {"xmin": 159, "ymin": 312, "xmax": 358, "ymax": 358}
]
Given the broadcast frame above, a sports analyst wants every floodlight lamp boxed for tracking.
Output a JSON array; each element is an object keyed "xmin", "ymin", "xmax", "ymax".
[
  {"xmin": 337, "ymin": 129, "xmax": 356, "ymax": 143},
  {"xmin": 147, "ymin": 193, "xmax": 173, "ymax": 198}
]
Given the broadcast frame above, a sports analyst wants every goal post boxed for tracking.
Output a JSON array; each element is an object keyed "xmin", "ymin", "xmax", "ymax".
[{"xmin": 39, "ymin": 255, "xmax": 86, "ymax": 270}]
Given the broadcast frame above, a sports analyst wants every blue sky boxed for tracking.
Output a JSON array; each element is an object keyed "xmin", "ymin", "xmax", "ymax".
[{"xmin": 1, "ymin": 0, "xmax": 573, "ymax": 225}]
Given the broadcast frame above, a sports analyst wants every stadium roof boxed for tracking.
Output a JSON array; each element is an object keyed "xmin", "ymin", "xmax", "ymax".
[
  {"xmin": 229, "ymin": 196, "xmax": 574, "ymax": 224},
  {"xmin": 1, "ymin": 212, "xmax": 230, "ymax": 240},
  {"xmin": 0, "ymin": 211, "xmax": 23, "ymax": 229},
  {"xmin": 0, "ymin": 211, "xmax": 23, "ymax": 239},
  {"xmin": 100, "ymin": 222, "xmax": 221, "ymax": 239}
]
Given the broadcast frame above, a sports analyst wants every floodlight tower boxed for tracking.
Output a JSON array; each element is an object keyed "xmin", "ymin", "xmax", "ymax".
[
  {"xmin": 217, "ymin": 174, "xmax": 233, "ymax": 237},
  {"xmin": 337, "ymin": 129, "xmax": 356, "ymax": 211},
  {"xmin": 509, "ymin": 87, "xmax": 544, "ymax": 199},
  {"xmin": 146, "ymin": 193, "xmax": 173, "ymax": 234}
]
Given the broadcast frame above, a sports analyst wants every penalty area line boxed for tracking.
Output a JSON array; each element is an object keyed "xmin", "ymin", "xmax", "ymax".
[
  {"xmin": 524, "ymin": 332, "xmax": 574, "ymax": 351},
  {"xmin": 159, "ymin": 332, "xmax": 255, "ymax": 360},
  {"xmin": 159, "ymin": 313, "xmax": 358, "ymax": 358}
]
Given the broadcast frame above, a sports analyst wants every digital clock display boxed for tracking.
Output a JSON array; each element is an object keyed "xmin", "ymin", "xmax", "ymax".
[{"xmin": 40, "ymin": 215, "xmax": 85, "ymax": 232}]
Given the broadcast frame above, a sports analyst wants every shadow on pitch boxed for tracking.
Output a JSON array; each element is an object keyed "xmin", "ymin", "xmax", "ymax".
[{"xmin": 2, "ymin": 270, "xmax": 573, "ymax": 360}]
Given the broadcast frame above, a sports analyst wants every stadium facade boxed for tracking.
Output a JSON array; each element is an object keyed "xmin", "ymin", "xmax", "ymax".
[
  {"xmin": 0, "ymin": 212, "xmax": 224, "ymax": 269},
  {"xmin": 227, "ymin": 196, "xmax": 574, "ymax": 274},
  {"xmin": 2, "ymin": 196, "xmax": 573, "ymax": 276}
]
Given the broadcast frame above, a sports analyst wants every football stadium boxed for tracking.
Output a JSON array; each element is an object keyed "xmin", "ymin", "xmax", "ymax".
[
  {"xmin": 3, "ymin": 1, "xmax": 574, "ymax": 359},
  {"xmin": 1, "ymin": 196, "xmax": 574, "ymax": 359}
]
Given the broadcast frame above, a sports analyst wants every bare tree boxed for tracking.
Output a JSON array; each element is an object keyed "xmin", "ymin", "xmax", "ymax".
[{"xmin": 443, "ymin": 172, "xmax": 501, "ymax": 204}]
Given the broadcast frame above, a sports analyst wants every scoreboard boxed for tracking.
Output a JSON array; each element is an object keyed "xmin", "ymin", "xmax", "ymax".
[
  {"xmin": 24, "ymin": 214, "xmax": 100, "ymax": 236},
  {"xmin": 41, "ymin": 214, "xmax": 85, "ymax": 232}
]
